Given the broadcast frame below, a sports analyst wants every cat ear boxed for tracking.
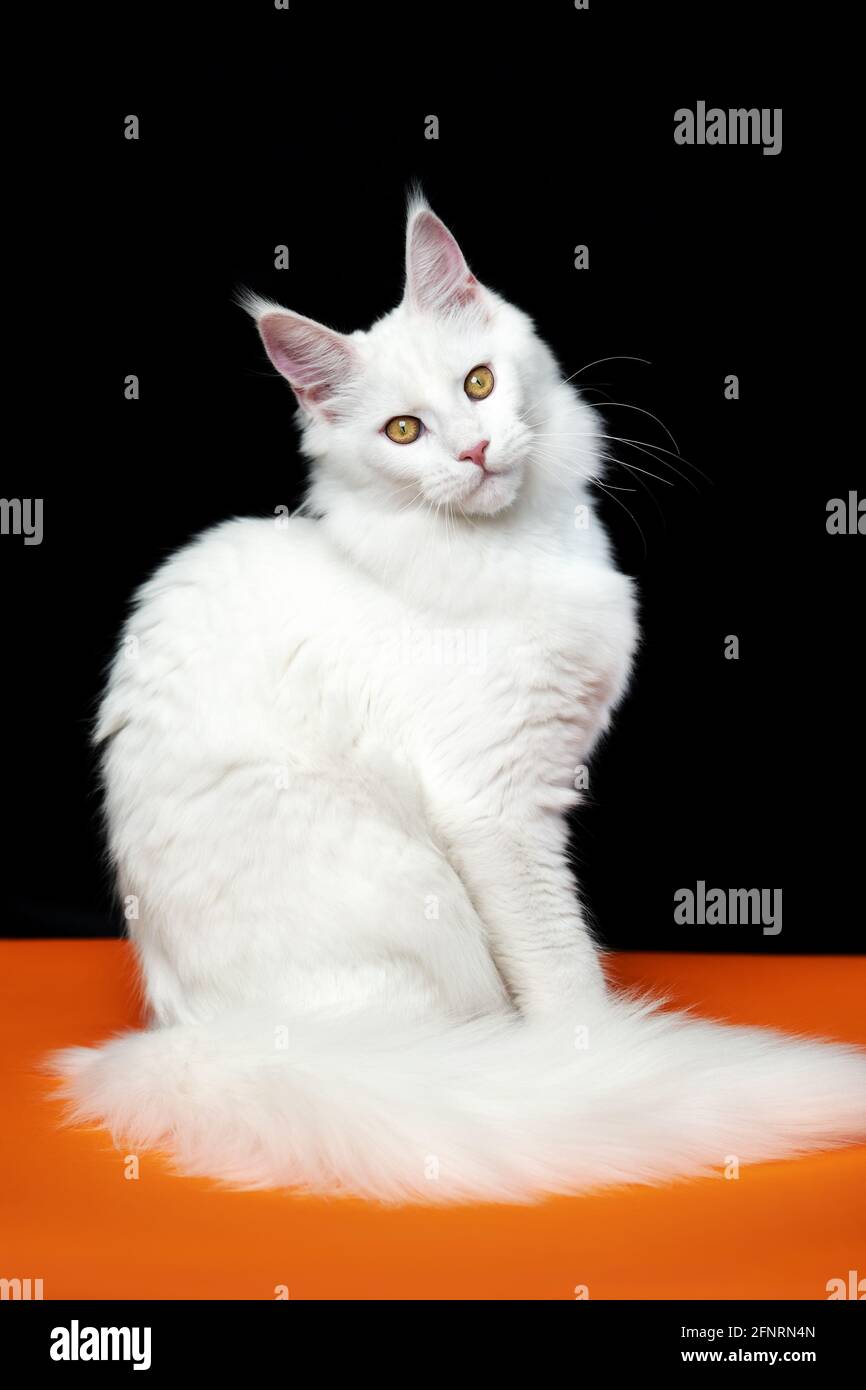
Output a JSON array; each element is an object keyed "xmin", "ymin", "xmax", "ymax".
[
  {"xmin": 250, "ymin": 301, "xmax": 357, "ymax": 416},
  {"xmin": 404, "ymin": 203, "xmax": 484, "ymax": 316}
]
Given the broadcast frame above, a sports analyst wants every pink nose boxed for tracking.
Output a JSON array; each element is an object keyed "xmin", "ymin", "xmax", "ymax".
[{"xmin": 458, "ymin": 439, "xmax": 490, "ymax": 470}]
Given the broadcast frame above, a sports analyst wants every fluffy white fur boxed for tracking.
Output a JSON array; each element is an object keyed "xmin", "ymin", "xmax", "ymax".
[{"xmin": 49, "ymin": 199, "xmax": 866, "ymax": 1203}]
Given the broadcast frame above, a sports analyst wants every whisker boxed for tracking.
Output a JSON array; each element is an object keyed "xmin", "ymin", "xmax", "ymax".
[
  {"xmin": 532, "ymin": 439, "xmax": 675, "ymax": 491},
  {"xmin": 596, "ymin": 401, "xmax": 680, "ymax": 453},
  {"xmin": 599, "ymin": 454, "xmax": 675, "ymax": 488},
  {"xmin": 598, "ymin": 436, "xmax": 707, "ymax": 489},
  {"xmin": 593, "ymin": 479, "xmax": 647, "ymax": 560},
  {"xmin": 605, "ymin": 458, "xmax": 668, "ymax": 527},
  {"xmin": 528, "ymin": 430, "xmax": 709, "ymax": 487},
  {"xmin": 520, "ymin": 355, "xmax": 652, "ymax": 425}
]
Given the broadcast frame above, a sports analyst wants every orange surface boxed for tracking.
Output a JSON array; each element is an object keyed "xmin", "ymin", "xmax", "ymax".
[{"xmin": 1, "ymin": 940, "xmax": 864, "ymax": 1301}]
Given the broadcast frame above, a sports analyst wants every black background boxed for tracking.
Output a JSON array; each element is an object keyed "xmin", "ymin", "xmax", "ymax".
[{"xmin": 3, "ymin": 7, "xmax": 860, "ymax": 953}]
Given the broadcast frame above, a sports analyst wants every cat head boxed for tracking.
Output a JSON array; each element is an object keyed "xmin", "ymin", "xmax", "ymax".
[{"xmin": 246, "ymin": 197, "xmax": 597, "ymax": 519}]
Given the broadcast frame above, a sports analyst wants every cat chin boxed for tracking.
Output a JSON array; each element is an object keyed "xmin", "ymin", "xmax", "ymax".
[
  {"xmin": 412, "ymin": 466, "xmax": 522, "ymax": 519},
  {"xmin": 456, "ymin": 471, "xmax": 521, "ymax": 517}
]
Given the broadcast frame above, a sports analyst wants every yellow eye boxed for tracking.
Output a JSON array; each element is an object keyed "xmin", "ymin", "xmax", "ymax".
[
  {"xmin": 384, "ymin": 416, "xmax": 422, "ymax": 444},
  {"xmin": 464, "ymin": 365, "xmax": 494, "ymax": 400}
]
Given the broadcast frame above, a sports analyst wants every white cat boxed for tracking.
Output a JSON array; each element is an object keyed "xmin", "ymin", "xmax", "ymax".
[{"xmin": 50, "ymin": 199, "xmax": 866, "ymax": 1201}]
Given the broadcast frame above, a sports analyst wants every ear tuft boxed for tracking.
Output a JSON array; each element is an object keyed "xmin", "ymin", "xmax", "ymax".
[{"xmin": 404, "ymin": 204, "xmax": 483, "ymax": 316}]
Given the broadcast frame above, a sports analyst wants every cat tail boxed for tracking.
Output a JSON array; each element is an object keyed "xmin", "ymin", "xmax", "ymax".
[{"xmin": 46, "ymin": 993, "xmax": 866, "ymax": 1203}]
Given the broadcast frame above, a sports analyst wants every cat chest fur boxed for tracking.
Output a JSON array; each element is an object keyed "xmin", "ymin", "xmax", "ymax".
[
  {"xmin": 110, "ymin": 520, "xmax": 636, "ymax": 832},
  {"xmin": 394, "ymin": 587, "xmax": 632, "ymax": 813},
  {"xmin": 270, "ymin": 537, "xmax": 637, "ymax": 818}
]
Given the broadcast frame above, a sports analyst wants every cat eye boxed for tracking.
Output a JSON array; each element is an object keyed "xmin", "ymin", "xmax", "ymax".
[
  {"xmin": 464, "ymin": 365, "xmax": 494, "ymax": 400},
  {"xmin": 384, "ymin": 416, "xmax": 423, "ymax": 444}
]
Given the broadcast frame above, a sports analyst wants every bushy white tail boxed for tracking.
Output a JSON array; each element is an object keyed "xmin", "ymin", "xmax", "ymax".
[{"xmin": 48, "ymin": 994, "xmax": 866, "ymax": 1203}]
